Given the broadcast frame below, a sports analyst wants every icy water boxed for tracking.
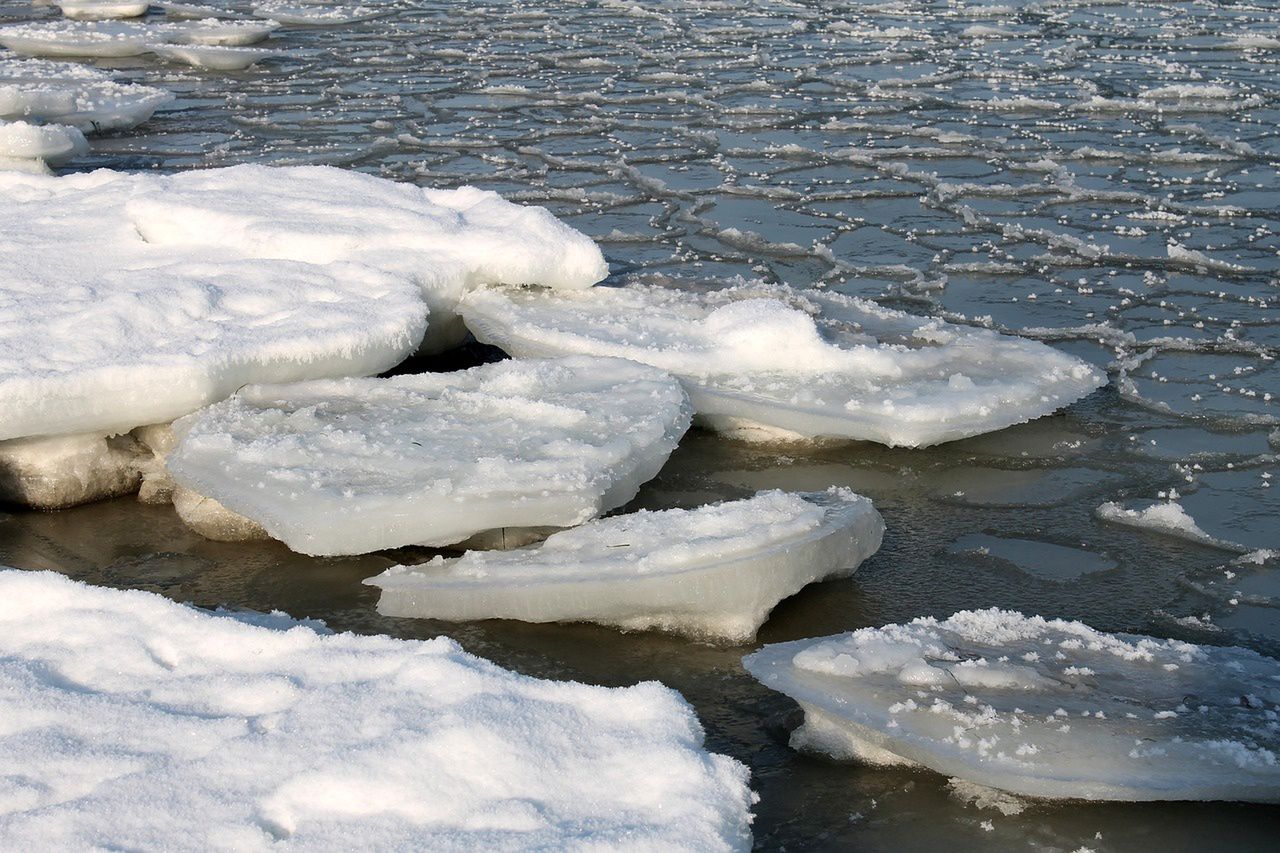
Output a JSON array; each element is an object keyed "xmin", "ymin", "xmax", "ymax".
[{"xmin": 3, "ymin": 0, "xmax": 1280, "ymax": 848}]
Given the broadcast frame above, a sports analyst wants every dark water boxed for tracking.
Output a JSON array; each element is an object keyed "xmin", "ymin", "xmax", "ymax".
[{"xmin": 3, "ymin": 0, "xmax": 1280, "ymax": 849}]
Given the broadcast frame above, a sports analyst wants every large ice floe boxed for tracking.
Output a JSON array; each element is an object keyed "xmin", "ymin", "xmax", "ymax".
[
  {"xmin": 368, "ymin": 488, "xmax": 885, "ymax": 642},
  {"xmin": 0, "ymin": 165, "xmax": 606, "ymax": 508},
  {"xmin": 0, "ymin": 57, "xmax": 173, "ymax": 132},
  {"xmin": 0, "ymin": 19, "xmax": 279, "ymax": 58},
  {"xmin": 165, "ymin": 357, "xmax": 691, "ymax": 556},
  {"xmin": 459, "ymin": 281, "xmax": 1105, "ymax": 447},
  {"xmin": 0, "ymin": 569, "xmax": 754, "ymax": 850},
  {"xmin": 743, "ymin": 609, "xmax": 1280, "ymax": 802}
]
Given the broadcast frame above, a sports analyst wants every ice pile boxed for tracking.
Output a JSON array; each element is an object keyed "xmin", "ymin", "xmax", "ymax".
[
  {"xmin": 0, "ymin": 19, "xmax": 279, "ymax": 58},
  {"xmin": 0, "ymin": 569, "xmax": 754, "ymax": 850},
  {"xmin": 369, "ymin": 488, "xmax": 884, "ymax": 642},
  {"xmin": 743, "ymin": 609, "xmax": 1280, "ymax": 802},
  {"xmin": 0, "ymin": 57, "xmax": 173, "ymax": 132},
  {"xmin": 165, "ymin": 357, "xmax": 691, "ymax": 556},
  {"xmin": 459, "ymin": 281, "xmax": 1105, "ymax": 446},
  {"xmin": 0, "ymin": 165, "xmax": 605, "ymax": 508},
  {"xmin": 0, "ymin": 119, "xmax": 86, "ymax": 168}
]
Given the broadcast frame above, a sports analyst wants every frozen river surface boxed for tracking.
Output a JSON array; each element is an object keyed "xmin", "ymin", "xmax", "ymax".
[{"xmin": 2, "ymin": 0, "xmax": 1280, "ymax": 849}]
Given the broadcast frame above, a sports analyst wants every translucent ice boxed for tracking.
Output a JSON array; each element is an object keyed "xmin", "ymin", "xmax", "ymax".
[
  {"xmin": 166, "ymin": 357, "xmax": 692, "ymax": 556},
  {"xmin": 460, "ymin": 281, "xmax": 1105, "ymax": 447},
  {"xmin": 0, "ymin": 569, "xmax": 754, "ymax": 850},
  {"xmin": 744, "ymin": 610, "xmax": 1280, "ymax": 802},
  {"xmin": 369, "ymin": 488, "xmax": 884, "ymax": 642},
  {"xmin": 0, "ymin": 57, "xmax": 174, "ymax": 133}
]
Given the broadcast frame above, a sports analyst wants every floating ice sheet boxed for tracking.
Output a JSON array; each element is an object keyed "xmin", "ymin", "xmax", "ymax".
[
  {"xmin": 0, "ymin": 19, "xmax": 279, "ymax": 58},
  {"xmin": 0, "ymin": 164, "xmax": 606, "ymax": 448},
  {"xmin": 55, "ymin": 0, "xmax": 151, "ymax": 21},
  {"xmin": 146, "ymin": 42, "xmax": 277, "ymax": 70},
  {"xmin": 0, "ymin": 57, "xmax": 173, "ymax": 133},
  {"xmin": 744, "ymin": 609, "xmax": 1280, "ymax": 802},
  {"xmin": 252, "ymin": 2, "xmax": 381, "ymax": 25},
  {"xmin": 166, "ymin": 357, "xmax": 692, "ymax": 556},
  {"xmin": 369, "ymin": 488, "xmax": 884, "ymax": 642},
  {"xmin": 0, "ymin": 569, "xmax": 754, "ymax": 850},
  {"xmin": 459, "ymin": 282, "xmax": 1105, "ymax": 447}
]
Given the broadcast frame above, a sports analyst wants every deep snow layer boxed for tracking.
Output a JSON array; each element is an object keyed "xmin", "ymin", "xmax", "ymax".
[
  {"xmin": 166, "ymin": 357, "xmax": 692, "ymax": 556},
  {"xmin": 0, "ymin": 57, "xmax": 174, "ymax": 132},
  {"xmin": 370, "ymin": 488, "xmax": 885, "ymax": 642},
  {"xmin": 0, "ymin": 568, "xmax": 754, "ymax": 850},
  {"xmin": 744, "ymin": 609, "xmax": 1280, "ymax": 802},
  {"xmin": 0, "ymin": 164, "xmax": 606, "ymax": 444},
  {"xmin": 460, "ymin": 282, "xmax": 1105, "ymax": 446}
]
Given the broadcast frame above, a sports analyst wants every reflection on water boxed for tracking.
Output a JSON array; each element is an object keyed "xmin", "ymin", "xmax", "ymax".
[{"xmin": 4, "ymin": 0, "xmax": 1280, "ymax": 848}]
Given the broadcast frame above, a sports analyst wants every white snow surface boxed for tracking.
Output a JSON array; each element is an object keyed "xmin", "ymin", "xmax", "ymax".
[
  {"xmin": 368, "ymin": 487, "xmax": 885, "ymax": 642},
  {"xmin": 743, "ymin": 609, "xmax": 1280, "ymax": 802},
  {"xmin": 0, "ymin": 57, "xmax": 173, "ymax": 133},
  {"xmin": 0, "ymin": 19, "xmax": 279, "ymax": 57},
  {"xmin": 166, "ymin": 356, "xmax": 692, "ymax": 556},
  {"xmin": 0, "ymin": 568, "xmax": 754, "ymax": 850},
  {"xmin": 459, "ymin": 281, "xmax": 1105, "ymax": 447},
  {"xmin": 0, "ymin": 164, "xmax": 607, "ymax": 442}
]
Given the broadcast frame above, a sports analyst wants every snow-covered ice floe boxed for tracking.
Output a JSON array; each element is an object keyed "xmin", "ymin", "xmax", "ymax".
[
  {"xmin": 0, "ymin": 164, "xmax": 606, "ymax": 508},
  {"xmin": 368, "ymin": 488, "xmax": 884, "ymax": 642},
  {"xmin": 166, "ymin": 357, "xmax": 691, "ymax": 556},
  {"xmin": 55, "ymin": 0, "xmax": 151, "ymax": 21},
  {"xmin": 0, "ymin": 569, "xmax": 755, "ymax": 850},
  {"xmin": 459, "ymin": 281, "xmax": 1105, "ymax": 447},
  {"xmin": 146, "ymin": 43, "xmax": 277, "ymax": 70},
  {"xmin": 252, "ymin": 2, "xmax": 382, "ymax": 25},
  {"xmin": 0, "ymin": 19, "xmax": 279, "ymax": 58},
  {"xmin": 0, "ymin": 118, "xmax": 87, "ymax": 167},
  {"xmin": 743, "ymin": 609, "xmax": 1280, "ymax": 802},
  {"xmin": 0, "ymin": 57, "xmax": 173, "ymax": 133}
]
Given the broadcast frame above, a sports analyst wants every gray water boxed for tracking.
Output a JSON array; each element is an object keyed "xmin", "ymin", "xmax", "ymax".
[{"xmin": 3, "ymin": 0, "xmax": 1280, "ymax": 849}]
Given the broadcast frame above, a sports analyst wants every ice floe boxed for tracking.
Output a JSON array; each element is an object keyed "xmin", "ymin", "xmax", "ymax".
[
  {"xmin": 0, "ymin": 118, "xmax": 87, "ymax": 166},
  {"xmin": 146, "ymin": 42, "xmax": 277, "ymax": 70},
  {"xmin": 0, "ymin": 57, "xmax": 174, "ymax": 132},
  {"xmin": 55, "ymin": 0, "xmax": 151, "ymax": 21},
  {"xmin": 1096, "ymin": 499, "xmax": 1246, "ymax": 552},
  {"xmin": 459, "ymin": 281, "xmax": 1106, "ymax": 446},
  {"xmin": 0, "ymin": 19, "xmax": 279, "ymax": 58},
  {"xmin": 252, "ymin": 2, "xmax": 381, "ymax": 25},
  {"xmin": 368, "ymin": 488, "xmax": 884, "ymax": 642},
  {"xmin": 0, "ymin": 568, "xmax": 754, "ymax": 849},
  {"xmin": 165, "ymin": 357, "xmax": 692, "ymax": 556},
  {"xmin": 744, "ymin": 609, "xmax": 1280, "ymax": 802}
]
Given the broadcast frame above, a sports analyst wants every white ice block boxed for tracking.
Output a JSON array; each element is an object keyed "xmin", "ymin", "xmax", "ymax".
[
  {"xmin": 146, "ymin": 43, "xmax": 277, "ymax": 70},
  {"xmin": 0, "ymin": 118, "xmax": 87, "ymax": 164},
  {"xmin": 55, "ymin": 1, "xmax": 151, "ymax": 21},
  {"xmin": 459, "ymin": 281, "xmax": 1106, "ymax": 447},
  {"xmin": 166, "ymin": 356, "xmax": 692, "ymax": 556},
  {"xmin": 0, "ymin": 569, "xmax": 754, "ymax": 850},
  {"xmin": 743, "ymin": 609, "xmax": 1280, "ymax": 802},
  {"xmin": 0, "ymin": 57, "xmax": 174, "ymax": 133},
  {"xmin": 369, "ymin": 488, "xmax": 885, "ymax": 642}
]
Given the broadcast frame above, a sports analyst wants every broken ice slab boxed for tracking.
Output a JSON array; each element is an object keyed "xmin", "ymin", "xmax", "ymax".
[
  {"xmin": 0, "ymin": 57, "xmax": 174, "ymax": 133},
  {"xmin": 166, "ymin": 356, "xmax": 692, "ymax": 557},
  {"xmin": 0, "ymin": 568, "xmax": 754, "ymax": 850},
  {"xmin": 459, "ymin": 281, "xmax": 1105, "ymax": 447},
  {"xmin": 54, "ymin": 1, "xmax": 151, "ymax": 22},
  {"xmin": 743, "ymin": 609, "xmax": 1280, "ymax": 802},
  {"xmin": 146, "ymin": 43, "xmax": 278, "ymax": 71},
  {"xmin": 0, "ymin": 19, "xmax": 279, "ymax": 58},
  {"xmin": 0, "ymin": 118, "xmax": 87, "ymax": 166},
  {"xmin": 368, "ymin": 488, "xmax": 885, "ymax": 643}
]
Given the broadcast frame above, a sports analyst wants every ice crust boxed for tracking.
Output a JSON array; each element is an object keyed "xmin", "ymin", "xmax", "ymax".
[
  {"xmin": 369, "ymin": 488, "xmax": 885, "ymax": 642},
  {"xmin": 459, "ymin": 282, "xmax": 1105, "ymax": 447},
  {"xmin": 0, "ymin": 568, "xmax": 754, "ymax": 850},
  {"xmin": 0, "ymin": 19, "xmax": 279, "ymax": 58},
  {"xmin": 0, "ymin": 164, "xmax": 607, "ymax": 449},
  {"xmin": 0, "ymin": 57, "xmax": 174, "ymax": 133},
  {"xmin": 743, "ymin": 609, "xmax": 1280, "ymax": 802},
  {"xmin": 166, "ymin": 357, "xmax": 692, "ymax": 556}
]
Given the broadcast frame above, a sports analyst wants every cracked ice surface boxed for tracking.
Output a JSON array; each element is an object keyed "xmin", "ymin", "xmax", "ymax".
[
  {"xmin": 745, "ymin": 609, "xmax": 1280, "ymax": 802},
  {"xmin": 0, "ymin": 568, "xmax": 754, "ymax": 850},
  {"xmin": 166, "ymin": 357, "xmax": 691, "ymax": 556}
]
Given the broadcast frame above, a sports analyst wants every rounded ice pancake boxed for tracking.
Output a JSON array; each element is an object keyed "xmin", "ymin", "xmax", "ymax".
[
  {"xmin": 0, "ymin": 19, "xmax": 279, "ymax": 58},
  {"xmin": 368, "ymin": 487, "xmax": 885, "ymax": 642},
  {"xmin": 145, "ymin": 43, "xmax": 277, "ymax": 70},
  {"xmin": 458, "ymin": 281, "xmax": 1106, "ymax": 447},
  {"xmin": 743, "ymin": 610, "xmax": 1280, "ymax": 802},
  {"xmin": 55, "ymin": 1, "xmax": 151, "ymax": 22},
  {"xmin": 0, "ymin": 57, "xmax": 174, "ymax": 132},
  {"xmin": 165, "ymin": 356, "xmax": 692, "ymax": 556}
]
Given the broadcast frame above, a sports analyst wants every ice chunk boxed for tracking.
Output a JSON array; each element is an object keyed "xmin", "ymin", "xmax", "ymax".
[
  {"xmin": 743, "ymin": 610, "xmax": 1280, "ymax": 802},
  {"xmin": 55, "ymin": 1, "xmax": 151, "ymax": 21},
  {"xmin": 459, "ymin": 281, "xmax": 1105, "ymax": 447},
  {"xmin": 146, "ymin": 43, "xmax": 277, "ymax": 70},
  {"xmin": 368, "ymin": 488, "xmax": 885, "ymax": 642},
  {"xmin": 252, "ymin": 2, "xmax": 382, "ymax": 25},
  {"xmin": 0, "ymin": 19, "xmax": 278, "ymax": 58},
  {"xmin": 0, "ymin": 569, "xmax": 754, "ymax": 850},
  {"xmin": 0, "ymin": 119, "xmax": 87, "ymax": 165},
  {"xmin": 166, "ymin": 357, "xmax": 692, "ymax": 556},
  {"xmin": 1, "ymin": 164, "xmax": 606, "ymax": 448},
  {"xmin": 0, "ymin": 57, "xmax": 174, "ymax": 133},
  {"xmin": 1096, "ymin": 500, "xmax": 1245, "ymax": 552},
  {"xmin": 0, "ymin": 432, "xmax": 141, "ymax": 509}
]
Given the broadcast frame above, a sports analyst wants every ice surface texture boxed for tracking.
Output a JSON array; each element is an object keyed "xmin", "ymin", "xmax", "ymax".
[
  {"xmin": 460, "ymin": 282, "xmax": 1105, "ymax": 447},
  {"xmin": 744, "ymin": 610, "xmax": 1280, "ymax": 802},
  {"xmin": 166, "ymin": 357, "xmax": 692, "ymax": 556},
  {"xmin": 370, "ymin": 488, "xmax": 884, "ymax": 642},
  {"xmin": 0, "ymin": 569, "xmax": 754, "ymax": 850},
  {"xmin": 0, "ymin": 164, "xmax": 606, "ymax": 444},
  {"xmin": 0, "ymin": 57, "xmax": 173, "ymax": 132}
]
